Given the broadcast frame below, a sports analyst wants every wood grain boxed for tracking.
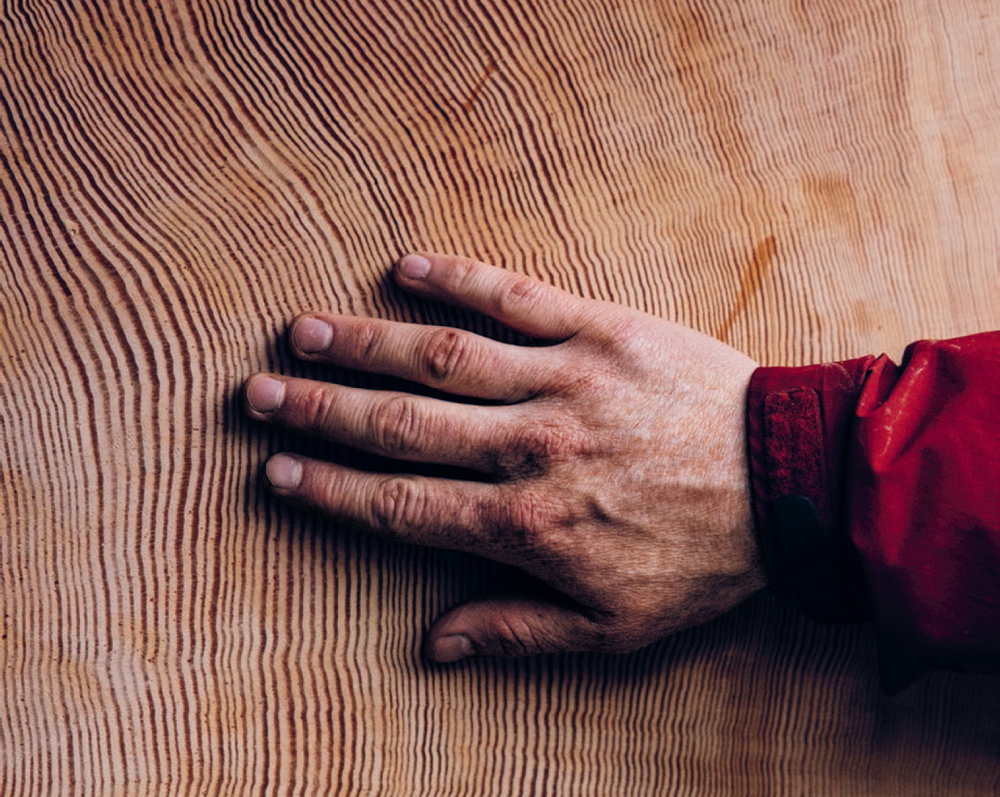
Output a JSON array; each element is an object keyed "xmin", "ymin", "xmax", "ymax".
[{"xmin": 1, "ymin": 0, "xmax": 998, "ymax": 794}]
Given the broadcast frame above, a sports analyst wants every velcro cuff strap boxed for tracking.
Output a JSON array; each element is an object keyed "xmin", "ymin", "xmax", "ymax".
[{"xmin": 748, "ymin": 365, "xmax": 871, "ymax": 624}]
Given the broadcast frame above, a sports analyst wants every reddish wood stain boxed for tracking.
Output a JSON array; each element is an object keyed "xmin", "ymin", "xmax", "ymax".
[
  {"xmin": 461, "ymin": 58, "xmax": 499, "ymax": 113},
  {"xmin": 716, "ymin": 234, "xmax": 777, "ymax": 341}
]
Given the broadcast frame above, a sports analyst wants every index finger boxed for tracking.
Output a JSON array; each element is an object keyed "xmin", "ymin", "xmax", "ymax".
[{"xmin": 395, "ymin": 253, "xmax": 591, "ymax": 341}]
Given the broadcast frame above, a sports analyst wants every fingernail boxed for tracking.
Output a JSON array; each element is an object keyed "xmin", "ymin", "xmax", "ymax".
[
  {"xmin": 431, "ymin": 634, "xmax": 473, "ymax": 663},
  {"xmin": 265, "ymin": 454, "xmax": 302, "ymax": 490},
  {"xmin": 246, "ymin": 375, "xmax": 285, "ymax": 413},
  {"xmin": 399, "ymin": 254, "xmax": 431, "ymax": 280},
  {"xmin": 293, "ymin": 316, "xmax": 332, "ymax": 353}
]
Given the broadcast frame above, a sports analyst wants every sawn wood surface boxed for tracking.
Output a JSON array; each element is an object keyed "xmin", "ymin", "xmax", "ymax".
[{"xmin": 1, "ymin": 0, "xmax": 998, "ymax": 794}]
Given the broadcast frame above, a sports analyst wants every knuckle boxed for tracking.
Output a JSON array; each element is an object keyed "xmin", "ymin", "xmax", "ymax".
[
  {"xmin": 442, "ymin": 257, "xmax": 478, "ymax": 295},
  {"xmin": 491, "ymin": 489, "xmax": 566, "ymax": 554},
  {"xmin": 522, "ymin": 424, "xmax": 564, "ymax": 460},
  {"xmin": 451, "ymin": 257, "xmax": 477, "ymax": 285},
  {"xmin": 370, "ymin": 476, "xmax": 426, "ymax": 535},
  {"xmin": 495, "ymin": 274, "xmax": 540, "ymax": 317},
  {"xmin": 370, "ymin": 395, "xmax": 422, "ymax": 456},
  {"xmin": 588, "ymin": 312, "xmax": 648, "ymax": 370},
  {"xmin": 298, "ymin": 385, "xmax": 337, "ymax": 430},
  {"xmin": 351, "ymin": 321, "xmax": 381, "ymax": 364},
  {"xmin": 510, "ymin": 421, "xmax": 583, "ymax": 472},
  {"xmin": 422, "ymin": 328, "xmax": 472, "ymax": 382},
  {"xmin": 488, "ymin": 614, "xmax": 541, "ymax": 657}
]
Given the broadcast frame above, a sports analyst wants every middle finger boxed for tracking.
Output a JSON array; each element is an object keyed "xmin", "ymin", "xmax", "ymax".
[{"xmin": 244, "ymin": 373, "xmax": 514, "ymax": 472}]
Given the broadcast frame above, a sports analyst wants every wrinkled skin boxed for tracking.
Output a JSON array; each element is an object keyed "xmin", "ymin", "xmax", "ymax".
[{"xmin": 243, "ymin": 253, "xmax": 767, "ymax": 662}]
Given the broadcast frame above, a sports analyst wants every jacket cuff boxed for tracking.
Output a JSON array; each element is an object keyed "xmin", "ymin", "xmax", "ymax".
[{"xmin": 746, "ymin": 358, "xmax": 874, "ymax": 624}]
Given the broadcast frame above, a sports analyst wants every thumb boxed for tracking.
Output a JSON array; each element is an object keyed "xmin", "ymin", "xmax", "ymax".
[{"xmin": 423, "ymin": 596, "xmax": 601, "ymax": 663}]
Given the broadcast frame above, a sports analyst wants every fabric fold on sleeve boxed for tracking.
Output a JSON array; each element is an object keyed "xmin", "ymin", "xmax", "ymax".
[{"xmin": 747, "ymin": 332, "xmax": 1000, "ymax": 694}]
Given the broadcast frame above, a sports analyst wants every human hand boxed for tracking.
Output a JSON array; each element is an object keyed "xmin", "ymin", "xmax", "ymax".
[{"xmin": 244, "ymin": 253, "xmax": 766, "ymax": 662}]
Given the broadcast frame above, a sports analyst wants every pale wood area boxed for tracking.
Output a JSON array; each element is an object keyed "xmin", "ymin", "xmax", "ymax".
[{"xmin": 1, "ymin": 0, "xmax": 998, "ymax": 793}]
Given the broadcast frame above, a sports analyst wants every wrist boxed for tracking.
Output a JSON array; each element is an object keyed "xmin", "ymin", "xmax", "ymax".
[{"xmin": 719, "ymin": 357, "xmax": 769, "ymax": 600}]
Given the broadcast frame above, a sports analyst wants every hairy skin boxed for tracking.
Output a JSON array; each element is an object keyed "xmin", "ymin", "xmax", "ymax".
[{"xmin": 243, "ymin": 253, "xmax": 767, "ymax": 662}]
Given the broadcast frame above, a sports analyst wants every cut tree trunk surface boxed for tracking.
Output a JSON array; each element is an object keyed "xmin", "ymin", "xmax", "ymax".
[{"xmin": 1, "ymin": 0, "xmax": 997, "ymax": 794}]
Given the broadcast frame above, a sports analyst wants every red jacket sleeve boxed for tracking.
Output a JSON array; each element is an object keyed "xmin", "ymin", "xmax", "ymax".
[{"xmin": 746, "ymin": 332, "xmax": 1000, "ymax": 693}]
